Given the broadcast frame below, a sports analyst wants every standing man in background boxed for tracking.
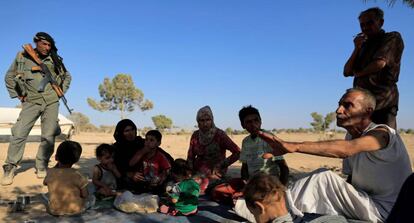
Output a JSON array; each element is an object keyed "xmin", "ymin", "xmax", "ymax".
[
  {"xmin": 2, "ymin": 32, "xmax": 72, "ymax": 185},
  {"xmin": 344, "ymin": 7, "xmax": 404, "ymax": 129}
]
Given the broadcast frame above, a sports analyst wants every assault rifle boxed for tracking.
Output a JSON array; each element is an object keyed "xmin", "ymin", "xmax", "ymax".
[{"xmin": 22, "ymin": 44, "xmax": 73, "ymax": 114}]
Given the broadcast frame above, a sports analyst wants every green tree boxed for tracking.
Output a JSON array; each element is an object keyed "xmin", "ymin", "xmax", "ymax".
[
  {"xmin": 310, "ymin": 112, "xmax": 324, "ymax": 132},
  {"xmin": 310, "ymin": 112, "xmax": 336, "ymax": 132},
  {"xmin": 67, "ymin": 112, "xmax": 96, "ymax": 133},
  {"xmin": 323, "ymin": 112, "xmax": 336, "ymax": 131},
  {"xmin": 152, "ymin": 115, "xmax": 173, "ymax": 131},
  {"xmin": 225, "ymin": 127, "xmax": 233, "ymax": 135},
  {"xmin": 87, "ymin": 74, "xmax": 153, "ymax": 119}
]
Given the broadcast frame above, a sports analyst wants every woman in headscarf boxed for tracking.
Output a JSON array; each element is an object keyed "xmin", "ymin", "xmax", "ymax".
[
  {"xmin": 113, "ymin": 119, "xmax": 145, "ymax": 186},
  {"xmin": 187, "ymin": 106, "xmax": 240, "ymax": 183},
  {"xmin": 113, "ymin": 119, "xmax": 174, "ymax": 192}
]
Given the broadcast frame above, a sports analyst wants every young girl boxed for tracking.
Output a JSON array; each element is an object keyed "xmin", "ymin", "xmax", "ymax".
[
  {"xmin": 92, "ymin": 144, "xmax": 121, "ymax": 198},
  {"xmin": 160, "ymin": 159, "xmax": 200, "ymax": 216}
]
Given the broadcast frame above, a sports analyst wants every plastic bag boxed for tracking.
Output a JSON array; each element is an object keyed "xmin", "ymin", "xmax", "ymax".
[{"xmin": 114, "ymin": 191, "xmax": 159, "ymax": 213}]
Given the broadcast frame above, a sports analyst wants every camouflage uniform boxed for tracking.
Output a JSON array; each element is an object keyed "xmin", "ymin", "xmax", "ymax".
[{"xmin": 4, "ymin": 50, "xmax": 71, "ymax": 173}]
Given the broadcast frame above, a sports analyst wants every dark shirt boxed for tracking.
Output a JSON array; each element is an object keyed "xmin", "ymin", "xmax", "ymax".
[
  {"xmin": 386, "ymin": 173, "xmax": 414, "ymax": 223},
  {"xmin": 353, "ymin": 30, "xmax": 404, "ymax": 110},
  {"xmin": 113, "ymin": 136, "xmax": 145, "ymax": 175}
]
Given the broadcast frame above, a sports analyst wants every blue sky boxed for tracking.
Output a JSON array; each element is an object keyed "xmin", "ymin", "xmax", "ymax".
[{"xmin": 1, "ymin": 1, "xmax": 413, "ymax": 130}]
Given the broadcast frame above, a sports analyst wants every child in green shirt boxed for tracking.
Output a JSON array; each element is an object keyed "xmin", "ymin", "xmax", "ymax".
[{"xmin": 160, "ymin": 159, "xmax": 200, "ymax": 216}]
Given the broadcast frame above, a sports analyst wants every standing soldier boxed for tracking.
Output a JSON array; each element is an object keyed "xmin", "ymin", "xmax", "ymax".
[
  {"xmin": 344, "ymin": 7, "xmax": 404, "ymax": 129},
  {"xmin": 2, "ymin": 32, "xmax": 72, "ymax": 185}
]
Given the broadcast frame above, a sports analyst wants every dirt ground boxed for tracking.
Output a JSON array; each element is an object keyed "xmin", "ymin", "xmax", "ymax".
[{"xmin": 1, "ymin": 132, "xmax": 413, "ymax": 222}]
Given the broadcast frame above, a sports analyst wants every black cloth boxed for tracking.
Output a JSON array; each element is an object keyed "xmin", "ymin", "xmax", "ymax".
[
  {"xmin": 113, "ymin": 137, "xmax": 144, "ymax": 191},
  {"xmin": 386, "ymin": 173, "xmax": 414, "ymax": 223},
  {"xmin": 113, "ymin": 119, "xmax": 143, "ymax": 175},
  {"xmin": 113, "ymin": 119, "xmax": 137, "ymax": 142},
  {"xmin": 112, "ymin": 119, "xmax": 175, "ymax": 192},
  {"xmin": 113, "ymin": 137, "xmax": 145, "ymax": 175}
]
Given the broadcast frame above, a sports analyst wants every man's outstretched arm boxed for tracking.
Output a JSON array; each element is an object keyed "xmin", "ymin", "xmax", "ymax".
[{"xmin": 257, "ymin": 128, "xmax": 389, "ymax": 159}]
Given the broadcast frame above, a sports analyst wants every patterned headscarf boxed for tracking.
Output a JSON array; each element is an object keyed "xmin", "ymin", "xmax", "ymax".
[
  {"xmin": 33, "ymin": 32, "xmax": 67, "ymax": 75},
  {"xmin": 196, "ymin": 106, "xmax": 217, "ymax": 145},
  {"xmin": 34, "ymin": 32, "xmax": 56, "ymax": 51}
]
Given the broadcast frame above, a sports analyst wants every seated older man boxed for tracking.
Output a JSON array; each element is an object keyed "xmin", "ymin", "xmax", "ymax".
[{"xmin": 256, "ymin": 88, "xmax": 411, "ymax": 222}]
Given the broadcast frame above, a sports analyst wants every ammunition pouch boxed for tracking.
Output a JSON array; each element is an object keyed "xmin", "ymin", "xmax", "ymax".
[
  {"xmin": 14, "ymin": 52, "xmax": 27, "ymax": 97},
  {"xmin": 14, "ymin": 74, "xmax": 27, "ymax": 97}
]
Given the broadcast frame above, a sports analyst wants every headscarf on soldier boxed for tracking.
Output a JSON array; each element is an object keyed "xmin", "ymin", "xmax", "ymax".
[{"xmin": 33, "ymin": 32, "xmax": 67, "ymax": 75}]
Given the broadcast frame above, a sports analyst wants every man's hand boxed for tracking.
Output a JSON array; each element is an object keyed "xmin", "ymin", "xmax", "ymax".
[
  {"xmin": 17, "ymin": 96, "xmax": 26, "ymax": 102},
  {"xmin": 353, "ymin": 33, "xmax": 367, "ymax": 49},
  {"xmin": 344, "ymin": 33, "xmax": 366, "ymax": 77},
  {"xmin": 257, "ymin": 131, "xmax": 296, "ymax": 156}
]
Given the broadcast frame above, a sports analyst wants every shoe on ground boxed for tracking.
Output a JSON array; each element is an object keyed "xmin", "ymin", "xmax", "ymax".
[
  {"xmin": 1, "ymin": 164, "xmax": 17, "ymax": 186},
  {"xmin": 36, "ymin": 168, "xmax": 47, "ymax": 179}
]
